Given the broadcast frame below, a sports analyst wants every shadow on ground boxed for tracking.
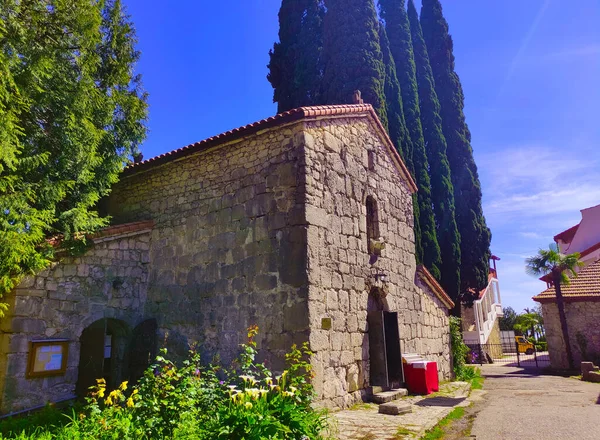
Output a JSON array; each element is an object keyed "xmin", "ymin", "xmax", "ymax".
[{"xmin": 415, "ymin": 396, "xmax": 466, "ymax": 407}]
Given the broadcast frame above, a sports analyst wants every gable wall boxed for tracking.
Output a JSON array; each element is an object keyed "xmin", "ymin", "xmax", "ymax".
[{"xmin": 301, "ymin": 117, "xmax": 451, "ymax": 408}]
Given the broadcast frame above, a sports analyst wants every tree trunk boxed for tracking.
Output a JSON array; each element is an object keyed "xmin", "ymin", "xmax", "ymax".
[{"xmin": 553, "ymin": 271, "xmax": 574, "ymax": 370}]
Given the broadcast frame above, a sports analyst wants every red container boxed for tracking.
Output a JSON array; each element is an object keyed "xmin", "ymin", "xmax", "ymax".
[{"xmin": 403, "ymin": 361, "xmax": 439, "ymax": 395}]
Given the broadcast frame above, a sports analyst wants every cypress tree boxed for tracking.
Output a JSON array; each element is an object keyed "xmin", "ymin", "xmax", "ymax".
[
  {"xmin": 378, "ymin": 24, "xmax": 413, "ymax": 175},
  {"xmin": 378, "ymin": 17, "xmax": 442, "ymax": 279},
  {"xmin": 420, "ymin": 0, "xmax": 491, "ymax": 298},
  {"xmin": 407, "ymin": 0, "xmax": 461, "ymax": 303},
  {"xmin": 267, "ymin": 0, "xmax": 325, "ymax": 113},
  {"xmin": 322, "ymin": 0, "xmax": 388, "ymax": 128}
]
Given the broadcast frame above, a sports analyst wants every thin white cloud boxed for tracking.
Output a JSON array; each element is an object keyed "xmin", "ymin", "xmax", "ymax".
[
  {"xmin": 520, "ymin": 231, "xmax": 544, "ymax": 240},
  {"xmin": 543, "ymin": 43, "xmax": 600, "ymax": 61},
  {"xmin": 480, "ymin": 142, "xmax": 600, "ymax": 313},
  {"xmin": 481, "ymin": 144, "xmax": 600, "ymax": 224}
]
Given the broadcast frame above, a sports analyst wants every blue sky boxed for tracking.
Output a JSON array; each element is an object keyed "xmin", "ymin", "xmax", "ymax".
[{"xmin": 124, "ymin": 0, "xmax": 600, "ymax": 314}]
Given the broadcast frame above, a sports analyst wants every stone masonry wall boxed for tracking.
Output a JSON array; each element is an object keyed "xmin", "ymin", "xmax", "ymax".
[
  {"xmin": 301, "ymin": 117, "xmax": 452, "ymax": 408},
  {"xmin": 107, "ymin": 123, "xmax": 310, "ymax": 369},
  {"xmin": 542, "ymin": 301, "xmax": 600, "ymax": 369},
  {"xmin": 0, "ymin": 232, "xmax": 150, "ymax": 413}
]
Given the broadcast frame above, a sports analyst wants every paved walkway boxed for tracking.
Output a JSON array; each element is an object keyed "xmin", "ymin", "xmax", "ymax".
[
  {"xmin": 471, "ymin": 365, "xmax": 600, "ymax": 440},
  {"xmin": 332, "ymin": 382, "xmax": 472, "ymax": 439}
]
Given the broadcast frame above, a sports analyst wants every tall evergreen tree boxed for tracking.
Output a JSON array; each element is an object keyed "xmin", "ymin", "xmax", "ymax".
[
  {"xmin": 267, "ymin": 0, "xmax": 325, "ymax": 113},
  {"xmin": 322, "ymin": 0, "xmax": 388, "ymax": 128},
  {"xmin": 407, "ymin": 0, "xmax": 461, "ymax": 302},
  {"xmin": 420, "ymin": 0, "xmax": 491, "ymax": 298},
  {"xmin": 378, "ymin": 17, "xmax": 442, "ymax": 279},
  {"xmin": 378, "ymin": 24, "xmax": 413, "ymax": 175},
  {"xmin": 0, "ymin": 0, "xmax": 147, "ymax": 304}
]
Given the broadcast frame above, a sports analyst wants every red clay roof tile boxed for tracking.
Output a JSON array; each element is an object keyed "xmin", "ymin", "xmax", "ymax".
[
  {"xmin": 533, "ymin": 258, "xmax": 600, "ymax": 303},
  {"xmin": 122, "ymin": 104, "xmax": 418, "ymax": 193},
  {"xmin": 416, "ymin": 265, "xmax": 455, "ymax": 309}
]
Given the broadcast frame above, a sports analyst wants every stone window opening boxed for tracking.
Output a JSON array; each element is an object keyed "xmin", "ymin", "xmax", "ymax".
[
  {"xmin": 367, "ymin": 150, "xmax": 376, "ymax": 171},
  {"xmin": 366, "ymin": 196, "xmax": 384, "ymax": 256}
]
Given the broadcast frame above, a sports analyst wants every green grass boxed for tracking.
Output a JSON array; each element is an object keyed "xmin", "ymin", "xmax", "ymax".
[
  {"xmin": 394, "ymin": 426, "xmax": 417, "ymax": 439},
  {"xmin": 421, "ymin": 407, "xmax": 465, "ymax": 440},
  {"xmin": 457, "ymin": 366, "xmax": 485, "ymax": 390},
  {"xmin": 0, "ymin": 404, "xmax": 76, "ymax": 438},
  {"xmin": 348, "ymin": 402, "xmax": 378, "ymax": 411},
  {"xmin": 470, "ymin": 374, "xmax": 485, "ymax": 390}
]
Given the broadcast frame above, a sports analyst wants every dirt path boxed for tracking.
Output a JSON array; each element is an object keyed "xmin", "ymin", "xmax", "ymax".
[{"xmin": 470, "ymin": 365, "xmax": 600, "ymax": 440}]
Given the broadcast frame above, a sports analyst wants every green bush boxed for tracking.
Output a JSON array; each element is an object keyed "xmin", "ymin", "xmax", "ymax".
[
  {"xmin": 0, "ymin": 327, "xmax": 331, "ymax": 439},
  {"xmin": 449, "ymin": 316, "xmax": 471, "ymax": 380}
]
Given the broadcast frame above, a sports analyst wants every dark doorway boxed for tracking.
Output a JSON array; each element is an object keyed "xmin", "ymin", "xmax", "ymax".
[
  {"xmin": 128, "ymin": 319, "xmax": 158, "ymax": 384},
  {"xmin": 368, "ymin": 311, "xmax": 403, "ymax": 389},
  {"xmin": 76, "ymin": 319, "xmax": 130, "ymax": 398}
]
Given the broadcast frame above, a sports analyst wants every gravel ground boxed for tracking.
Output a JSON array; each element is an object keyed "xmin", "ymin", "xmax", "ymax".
[{"xmin": 471, "ymin": 365, "xmax": 600, "ymax": 440}]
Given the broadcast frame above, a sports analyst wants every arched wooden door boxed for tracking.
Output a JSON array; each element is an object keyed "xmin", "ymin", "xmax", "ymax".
[
  {"xmin": 128, "ymin": 318, "xmax": 157, "ymax": 384},
  {"xmin": 76, "ymin": 319, "xmax": 130, "ymax": 398}
]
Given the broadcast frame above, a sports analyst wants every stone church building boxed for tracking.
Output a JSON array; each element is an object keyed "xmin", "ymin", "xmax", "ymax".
[{"xmin": 0, "ymin": 104, "xmax": 453, "ymax": 412}]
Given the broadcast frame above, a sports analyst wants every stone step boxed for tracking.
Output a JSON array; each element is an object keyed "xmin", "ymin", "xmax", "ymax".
[
  {"xmin": 371, "ymin": 388, "xmax": 408, "ymax": 404},
  {"xmin": 378, "ymin": 401, "xmax": 412, "ymax": 416}
]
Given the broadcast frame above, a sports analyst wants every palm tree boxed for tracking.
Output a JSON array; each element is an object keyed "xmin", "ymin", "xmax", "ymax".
[{"xmin": 526, "ymin": 244, "xmax": 583, "ymax": 369}]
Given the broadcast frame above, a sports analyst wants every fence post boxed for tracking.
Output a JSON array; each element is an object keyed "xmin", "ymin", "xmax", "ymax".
[
  {"xmin": 478, "ymin": 344, "xmax": 483, "ymax": 366},
  {"xmin": 533, "ymin": 343, "xmax": 538, "ymax": 368},
  {"xmin": 516, "ymin": 341, "xmax": 521, "ymax": 367}
]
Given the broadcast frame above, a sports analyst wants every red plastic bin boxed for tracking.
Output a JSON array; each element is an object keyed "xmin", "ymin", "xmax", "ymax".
[{"xmin": 403, "ymin": 360, "xmax": 439, "ymax": 395}]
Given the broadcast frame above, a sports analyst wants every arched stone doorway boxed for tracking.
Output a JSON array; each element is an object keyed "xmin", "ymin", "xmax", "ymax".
[
  {"xmin": 367, "ymin": 285, "xmax": 403, "ymax": 389},
  {"xmin": 76, "ymin": 318, "xmax": 130, "ymax": 398}
]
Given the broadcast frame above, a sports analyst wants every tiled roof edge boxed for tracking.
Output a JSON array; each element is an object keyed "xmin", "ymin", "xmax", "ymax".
[
  {"xmin": 416, "ymin": 265, "xmax": 455, "ymax": 309},
  {"xmin": 90, "ymin": 220, "xmax": 155, "ymax": 241},
  {"xmin": 121, "ymin": 104, "xmax": 418, "ymax": 193},
  {"xmin": 553, "ymin": 223, "xmax": 579, "ymax": 242}
]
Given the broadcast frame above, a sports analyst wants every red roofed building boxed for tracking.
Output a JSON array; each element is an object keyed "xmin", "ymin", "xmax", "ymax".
[
  {"xmin": 0, "ymin": 104, "xmax": 455, "ymax": 413},
  {"xmin": 542, "ymin": 204, "xmax": 600, "ymax": 287},
  {"xmin": 533, "ymin": 259, "xmax": 600, "ymax": 369},
  {"xmin": 534, "ymin": 203, "xmax": 600, "ymax": 369}
]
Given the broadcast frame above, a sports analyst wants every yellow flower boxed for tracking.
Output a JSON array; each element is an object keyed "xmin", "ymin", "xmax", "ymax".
[
  {"xmin": 96, "ymin": 378, "xmax": 106, "ymax": 385},
  {"xmin": 126, "ymin": 397, "xmax": 134, "ymax": 408},
  {"xmin": 244, "ymin": 402, "xmax": 253, "ymax": 409},
  {"xmin": 119, "ymin": 381, "xmax": 128, "ymax": 391},
  {"xmin": 109, "ymin": 390, "xmax": 119, "ymax": 400},
  {"xmin": 132, "ymin": 389, "xmax": 139, "ymax": 395},
  {"xmin": 105, "ymin": 397, "xmax": 113, "ymax": 406},
  {"xmin": 97, "ymin": 389, "xmax": 105, "ymax": 398}
]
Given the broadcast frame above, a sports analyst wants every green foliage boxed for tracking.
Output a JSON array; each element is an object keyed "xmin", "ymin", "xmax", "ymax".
[
  {"xmin": 0, "ymin": 327, "xmax": 330, "ymax": 440},
  {"xmin": 406, "ymin": 0, "xmax": 461, "ymax": 304},
  {"xmin": 514, "ymin": 313, "xmax": 542, "ymax": 340},
  {"xmin": 420, "ymin": 0, "xmax": 491, "ymax": 301},
  {"xmin": 322, "ymin": 0, "xmax": 388, "ymax": 127},
  {"xmin": 525, "ymin": 244, "xmax": 583, "ymax": 283},
  {"xmin": 378, "ymin": 21, "xmax": 442, "ymax": 278},
  {"xmin": 267, "ymin": 0, "xmax": 325, "ymax": 113},
  {"xmin": 499, "ymin": 306, "xmax": 518, "ymax": 331},
  {"xmin": 449, "ymin": 316, "xmax": 471, "ymax": 380},
  {"xmin": 0, "ymin": 404, "xmax": 75, "ymax": 438},
  {"xmin": 421, "ymin": 406, "xmax": 465, "ymax": 440},
  {"xmin": 379, "ymin": 0, "xmax": 442, "ymax": 281},
  {"xmin": 0, "ymin": 0, "xmax": 148, "ymax": 309}
]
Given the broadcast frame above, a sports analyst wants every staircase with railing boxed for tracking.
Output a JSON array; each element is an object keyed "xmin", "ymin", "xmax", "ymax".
[{"xmin": 462, "ymin": 274, "xmax": 503, "ymax": 345}]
